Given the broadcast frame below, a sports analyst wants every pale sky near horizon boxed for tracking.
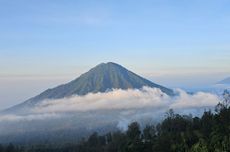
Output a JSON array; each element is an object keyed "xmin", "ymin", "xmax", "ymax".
[{"xmin": 0, "ymin": 0, "xmax": 230, "ymax": 109}]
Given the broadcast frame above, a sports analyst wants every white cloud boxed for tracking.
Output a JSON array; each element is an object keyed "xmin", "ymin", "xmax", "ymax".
[
  {"xmin": 0, "ymin": 113, "xmax": 59, "ymax": 122},
  {"xmin": 0, "ymin": 87, "xmax": 220, "ymax": 123},
  {"xmin": 31, "ymin": 87, "xmax": 219, "ymax": 114},
  {"xmin": 32, "ymin": 87, "xmax": 170, "ymax": 113},
  {"xmin": 170, "ymin": 89, "xmax": 219, "ymax": 109}
]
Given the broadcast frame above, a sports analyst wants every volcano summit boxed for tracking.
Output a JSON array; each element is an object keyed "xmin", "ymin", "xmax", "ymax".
[{"xmin": 5, "ymin": 62, "xmax": 174, "ymax": 112}]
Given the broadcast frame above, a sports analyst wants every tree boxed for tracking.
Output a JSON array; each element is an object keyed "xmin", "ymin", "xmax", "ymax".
[
  {"xmin": 126, "ymin": 122, "xmax": 142, "ymax": 152},
  {"xmin": 166, "ymin": 109, "xmax": 175, "ymax": 118},
  {"xmin": 190, "ymin": 139, "xmax": 208, "ymax": 152},
  {"xmin": 0, "ymin": 144, "xmax": 4, "ymax": 152},
  {"xmin": 88, "ymin": 132, "xmax": 99, "ymax": 147},
  {"xmin": 143, "ymin": 125, "xmax": 156, "ymax": 141},
  {"xmin": 215, "ymin": 90, "xmax": 230, "ymax": 113},
  {"xmin": 127, "ymin": 122, "xmax": 141, "ymax": 140},
  {"xmin": 200, "ymin": 110, "xmax": 214, "ymax": 138},
  {"xmin": 105, "ymin": 131, "xmax": 127, "ymax": 152},
  {"xmin": 6, "ymin": 143, "xmax": 15, "ymax": 152},
  {"xmin": 142, "ymin": 125, "xmax": 156, "ymax": 152},
  {"xmin": 222, "ymin": 90, "xmax": 230, "ymax": 108}
]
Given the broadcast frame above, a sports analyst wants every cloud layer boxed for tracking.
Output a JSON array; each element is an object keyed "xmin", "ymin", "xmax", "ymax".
[
  {"xmin": 32, "ymin": 87, "xmax": 219, "ymax": 113},
  {"xmin": 0, "ymin": 87, "xmax": 219, "ymax": 122}
]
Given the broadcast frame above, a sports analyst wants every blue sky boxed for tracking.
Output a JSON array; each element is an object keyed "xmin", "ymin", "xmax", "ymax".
[{"xmin": 0, "ymin": 0, "xmax": 230, "ymax": 108}]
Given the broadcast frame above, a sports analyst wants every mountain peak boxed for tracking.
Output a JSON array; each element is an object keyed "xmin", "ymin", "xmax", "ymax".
[
  {"xmin": 89, "ymin": 62, "xmax": 126, "ymax": 73},
  {"xmin": 7, "ymin": 62, "xmax": 174, "ymax": 110},
  {"xmin": 93, "ymin": 62, "xmax": 123, "ymax": 69}
]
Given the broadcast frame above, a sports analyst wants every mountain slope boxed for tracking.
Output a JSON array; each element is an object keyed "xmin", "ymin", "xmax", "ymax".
[{"xmin": 5, "ymin": 62, "xmax": 174, "ymax": 112}]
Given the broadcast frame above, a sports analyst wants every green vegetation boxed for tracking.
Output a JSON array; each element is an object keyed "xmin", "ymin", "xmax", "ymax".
[{"xmin": 1, "ymin": 90, "xmax": 230, "ymax": 152}]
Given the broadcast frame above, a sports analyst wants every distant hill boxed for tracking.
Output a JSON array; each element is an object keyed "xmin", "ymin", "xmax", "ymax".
[
  {"xmin": 218, "ymin": 77, "xmax": 230, "ymax": 84},
  {"xmin": 4, "ymin": 62, "xmax": 174, "ymax": 113}
]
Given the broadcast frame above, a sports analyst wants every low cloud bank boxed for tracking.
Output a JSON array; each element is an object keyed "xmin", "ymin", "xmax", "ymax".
[
  {"xmin": 33, "ymin": 87, "xmax": 170, "ymax": 113},
  {"xmin": 0, "ymin": 113, "xmax": 60, "ymax": 122},
  {"xmin": 0, "ymin": 87, "xmax": 219, "ymax": 122},
  {"xmin": 32, "ymin": 87, "xmax": 219, "ymax": 113}
]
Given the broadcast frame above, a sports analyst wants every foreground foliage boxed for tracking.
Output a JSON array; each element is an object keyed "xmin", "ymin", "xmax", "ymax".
[{"xmin": 0, "ymin": 90, "xmax": 230, "ymax": 152}]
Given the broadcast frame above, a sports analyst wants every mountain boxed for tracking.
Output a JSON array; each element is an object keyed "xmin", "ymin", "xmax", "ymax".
[
  {"xmin": 1, "ymin": 62, "xmax": 174, "ymax": 143},
  {"xmin": 218, "ymin": 77, "xmax": 230, "ymax": 84},
  {"xmin": 5, "ymin": 62, "xmax": 174, "ymax": 112}
]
